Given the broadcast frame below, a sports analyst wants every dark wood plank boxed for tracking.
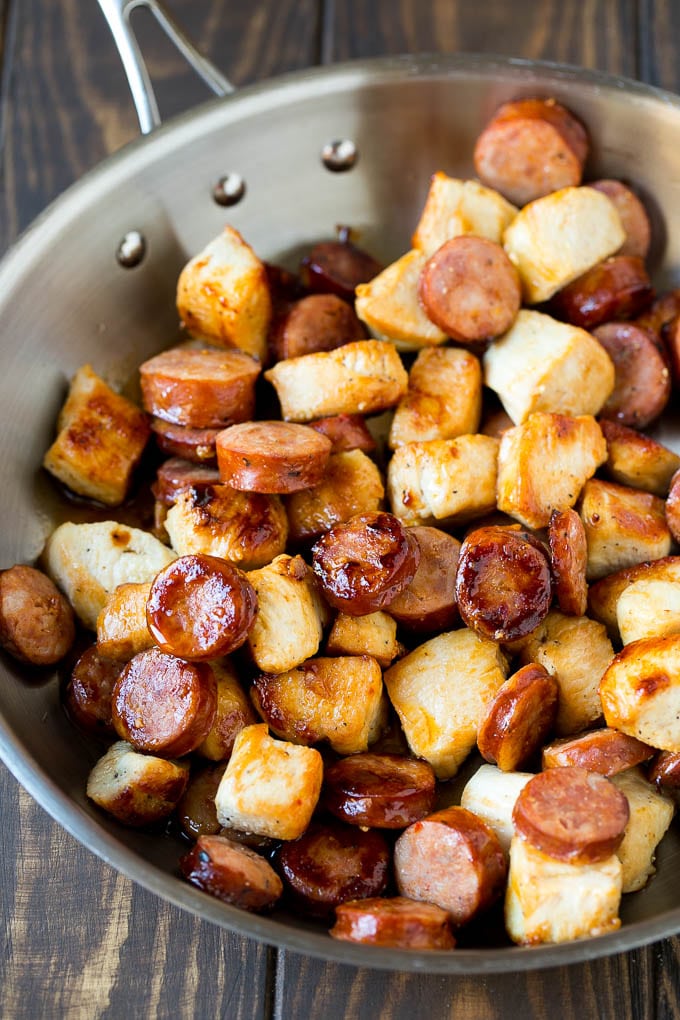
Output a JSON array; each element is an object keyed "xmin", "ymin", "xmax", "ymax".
[{"xmin": 640, "ymin": 0, "xmax": 680, "ymax": 91}]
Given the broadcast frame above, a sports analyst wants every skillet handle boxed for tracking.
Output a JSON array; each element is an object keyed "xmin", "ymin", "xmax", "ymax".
[{"xmin": 97, "ymin": 0, "xmax": 235, "ymax": 134}]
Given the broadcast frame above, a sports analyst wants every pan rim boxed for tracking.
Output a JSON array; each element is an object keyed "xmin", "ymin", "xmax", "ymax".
[{"xmin": 1, "ymin": 49, "xmax": 679, "ymax": 973}]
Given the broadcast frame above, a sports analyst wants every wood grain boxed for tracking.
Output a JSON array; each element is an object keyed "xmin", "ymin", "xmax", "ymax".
[{"xmin": 640, "ymin": 0, "xmax": 680, "ymax": 91}]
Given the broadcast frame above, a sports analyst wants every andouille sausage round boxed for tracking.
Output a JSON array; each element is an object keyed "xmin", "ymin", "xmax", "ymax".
[
  {"xmin": 666, "ymin": 468, "xmax": 680, "ymax": 544},
  {"xmin": 151, "ymin": 457, "xmax": 220, "ymax": 506},
  {"xmin": 455, "ymin": 526, "xmax": 552, "ymax": 642},
  {"xmin": 548, "ymin": 255, "xmax": 653, "ymax": 330},
  {"xmin": 150, "ymin": 419, "xmax": 221, "ymax": 464},
  {"xmin": 65, "ymin": 645, "xmax": 123, "ymax": 735},
  {"xmin": 269, "ymin": 293, "xmax": 366, "ymax": 362},
  {"xmin": 112, "ymin": 646, "xmax": 217, "ymax": 757},
  {"xmin": 593, "ymin": 321, "xmax": 671, "ymax": 429},
  {"xmin": 512, "ymin": 766, "xmax": 630, "ymax": 864},
  {"xmin": 394, "ymin": 806, "xmax": 507, "ymax": 926},
  {"xmin": 273, "ymin": 820, "xmax": 390, "ymax": 917},
  {"xmin": 180, "ymin": 834, "xmax": 283, "ymax": 912},
  {"xmin": 386, "ymin": 526, "xmax": 461, "ymax": 634},
  {"xmin": 477, "ymin": 663, "xmax": 559, "ymax": 772},
  {"xmin": 312, "ymin": 511, "xmax": 420, "ymax": 615},
  {"xmin": 176, "ymin": 763, "xmax": 226, "ymax": 840},
  {"xmin": 0, "ymin": 564, "xmax": 75, "ymax": 666},
  {"xmin": 548, "ymin": 507, "xmax": 588, "ymax": 616},
  {"xmin": 140, "ymin": 346, "xmax": 261, "ymax": 428},
  {"xmin": 216, "ymin": 421, "xmax": 332, "ymax": 494},
  {"xmin": 300, "ymin": 237, "xmax": 383, "ymax": 302},
  {"xmin": 648, "ymin": 750, "xmax": 680, "ymax": 789},
  {"xmin": 323, "ymin": 753, "xmax": 437, "ymax": 829},
  {"xmin": 589, "ymin": 179, "xmax": 652, "ymax": 259},
  {"xmin": 307, "ymin": 414, "xmax": 376, "ymax": 454},
  {"xmin": 146, "ymin": 554, "xmax": 257, "ymax": 661},
  {"xmin": 542, "ymin": 727, "xmax": 654, "ymax": 776},
  {"xmin": 662, "ymin": 314, "xmax": 680, "ymax": 389},
  {"xmin": 418, "ymin": 236, "xmax": 521, "ymax": 343},
  {"xmin": 473, "ymin": 98, "xmax": 588, "ymax": 206},
  {"xmin": 331, "ymin": 897, "xmax": 456, "ymax": 950}
]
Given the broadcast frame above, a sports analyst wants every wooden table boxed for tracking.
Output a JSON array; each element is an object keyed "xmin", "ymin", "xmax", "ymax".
[{"xmin": 1, "ymin": 1, "xmax": 680, "ymax": 1016}]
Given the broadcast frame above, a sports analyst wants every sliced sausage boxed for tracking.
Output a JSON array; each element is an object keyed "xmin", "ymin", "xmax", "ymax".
[
  {"xmin": 0, "ymin": 564, "xmax": 75, "ymax": 666},
  {"xmin": 176, "ymin": 763, "xmax": 226, "ymax": 839},
  {"xmin": 548, "ymin": 507, "xmax": 588, "ymax": 616},
  {"xmin": 512, "ymin": 766, "xmax": 630, "ymax": 864},
  {"xmin": 300, "ymin": 236, "xmax": 383, "ymax": 303},
  {"xmin": 216, "ymin": 421, "xmax": 332, "ymax": 494},
  {"xmin": 312, "ymin": 511, "xmax": 420, "ymax": 615},
  {"xmin": 542, "ymin": 727, "xmax": 654, "ymax": 776},
  {"xmin": 146, "ymin": 554, "xmax": 257, "ymax": 660},
  {"xmin": 589, "ymin": 180, "xmax": 651, "ymax": 259},
  {"xmin": 65, "ymin": 645, "xmax": 123, "ymax": 734},
  {"xmin": 323, "ymin": 753, "xmax": 437, "ymax": 829},
  {"xmin": 455, "ymin": 526, "xmax": 552, "ymax": 642},
  {"xmin": 473, "ymin": 98, "xmax": 588, "ymax": 206},
  {"xmin": 140, "ymin": 346, "xmax": 261, "ymax": 428},
  {"xmin": 307, "ymin": 414, "xmax": 376, "ymax": 453},
  {"xmin": 180, "ymin": 834, "xmax": 283, "ymax": 911},
  {"xmin": 636, "ymin": 289, "xmax": 680, "ymax": 343},
  {"xmin": 593, "ymin": 321, "xmax": 671, "ymax": 428},
  {"xmin": 331, "ymin": 896, "xmax": 456, "ymax": 950},
  {"xmin": 648, "ymin": 750, "xmax": 680, "ymax": 789},
  {"xmin": 151, "ymin": 457, "xmax": 220, "ymax": 506},
  {"xmin": 264, "ymin": 261, "xmax": 306, "ymax": 309},
  {"xmin": 387, "ymin": 526, "xmax": 461, "ymax": 633},
  {"xmin": 418, "ymin": 236, "xmax": 521, "ymax": 343},
  {"xmin": 112, "ymin": 646, "xmax": 217, "ymax": 757},
  {"xmin": 666, "ymin": 468, "xmax": 680, "ymax": 543},
  {"xmin": 394, "ymin": 806, "xmax": 506, "ymax": 926},
  {"xmin": 273, "ymin": 821, "xmax": 390, "ymax": 917},
  {"xmin": 548, "ymin": 256, "xmax": 653, "ymax": 330},
  {"xmin": 270, "ymin": 293, "xmax": 365, "ymax": 362},
  {"xmin": 150, "ymin": 419, "xmax": 220, "ymax": 464},
  {"xmin": 477, "ymin": 663, "xmax": 559, "ymax": 771}
]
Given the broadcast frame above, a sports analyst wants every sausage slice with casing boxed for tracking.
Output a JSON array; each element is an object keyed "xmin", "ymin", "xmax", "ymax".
[
  {"xmin": 387, "ymin": 526, "xmax": 460, "ymax": 633},
  {"xmin": 65, "ymin": 645, "xmax": 122, "ymax": 735},
  {"xmin": 181, "ymin": 834, "xmax": 283, "ymax": 911},
  {"xmin": 216, "ymin": 421, "xmax": 332, "ymax": 493},
  {"xmin": 331, "ymin": 897, "xmax": 455, "ymax": 950},
  {"xmin": 548, "ymin": 507, "xmax": 588, "ymax": 616},
  {"xmin": 323, "ymin": 752, "xmax": 436, "ymax": 828},
  {"xmin": 590, "ymin": 179, "xmax": 651, "ymax": 259},
  {"xmin": 301, "ymin": 236, "xmax": 383, "ymax": 302},
  {"xmin": 512, "ymin": 766, "xmax": 630, "ymax": 864},
  {"xmin": 0, "ymin": 564, "xmax": 75, "ymax": 666},
  {"xmin": 542, "ymin": 728, "xmax": 654, "ymax": 776},
  {"xmin": 477, "ymin": 663, "xmax": 559, "ymax": 771},
  {"xmin": 593, "ymin": 321, "xmax": 671, "ymax": 429}
]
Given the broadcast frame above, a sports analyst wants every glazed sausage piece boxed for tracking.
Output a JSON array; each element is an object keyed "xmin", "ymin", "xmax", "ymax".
[
  {"xmin": 150, "ymin": 419, "xmax": 220, "ymax": 464},
  {"xmin": 270, "ymin": 293, "xmax": 366, "ymax": 362},
  {"xmin": 312, "ymin": 511, "xmax": 420, "ymax": 615},
  {"xmin": 300, "ymin": 235, "xmax": 383, "ymax": 303},
  {"xmin": 636, "ymin": 289, "xmax": 680, "ymax": 343},
  {"xmin": 331, "ymin": 897, "xmax": 456, "ymax": 950},
  {"xmin": 176, "ymin": 763, "xmax": 226, "ymax": 839},
  {"xmin": 661, "ymin": 314, "xmax": 680, "ymax": 389},
  {"xmin": 548, "ymin": 507, "xmax": 588, "ymax": 616},
  {"xmin": 140, "ymin": 346, "xmax": 261, "ymax": 428},
  {"xmin": 455, "ymin": 526, "xmax": 552, "ymax": 642},
  {"xmin": 418, "ymin": 236, "xmax": 521, "ymax": 343},
  {"xmin": 112, "ymin": 646, "xmax": 217, "ymax": 757},
  {"xmin": 151, "ymin": 457, "xmax": 220, "ymax": 506},
  {"xmin": 477, "ymin": 663, "xmax": 559, "ymax": 772},
  {"xmin": 273, "ymin": 821, "xmax": 390, "ymax": 917},
  {"xmin": 512, "ymin": 766, "xmax": 630, "ymax": 864},
  {"xmin": 548, "ymin": 256, "xmax": 653, "ymax": 330},
  {"xmin": 216, "ymin": 421, "xmax": 332, "ymax": 494},
  {"xmin": 394, "ymin": 806, "xmax": 507, "ymax": 926},
  {"xmin": 147, "ymin": 554, "xmax": 257, "ymax": 660},
  {"xmin": 473, "ymin": 98, "xmax": 588, "ymax": 206},
  {"xmin": 180, "ymin": 834, "xmax": 283, "ymax": 912},
  {"xmin": 666, "ymin": 469, "xmax": 680, "ymax": 544},
  {"xmin": 307, "ymin": 414, "xmax": 376, "ymax": 454},
  {"xmin": 542, "ymin": 728, "xmax": 654, "ymax": 776},
  {"xmin": 648, "ymin": 750, "xmax": 680, "ymax": 789},
  {"xmin": 387, "ymin": 526, "xmax": 461, "ymax": 634},
  {"xmin": 323, "ymin": 753, "xmax": 437, "ymax": 829},
  {"xmin": 65, "ymin": 645, "xmax": 123, "ymax": 734},
  {"xmin": 264, "ymin": 261, "xmax": 306, "ymax": 310},
  {"xmin": 593, "ymin": 321, "xmax": 671, "ymax": 429},
  {"xmin": 589, "ymin": 180, "xmax": 652, "ymax": 260},
  {"xmin": 0, "ymin": 564, "xmax": 75, "ymax": 666}
]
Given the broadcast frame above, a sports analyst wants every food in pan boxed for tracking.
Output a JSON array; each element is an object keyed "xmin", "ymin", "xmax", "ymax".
[{"xmin": 6, "ymin": 94, "xmax": 680, "ymax": 953}]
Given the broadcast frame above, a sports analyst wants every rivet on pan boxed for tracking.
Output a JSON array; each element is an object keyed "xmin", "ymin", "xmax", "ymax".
[
  {"xmin": 212, "ymin": 173, "xmax": 246, "ymax": 206},
  {"xmin": 116, "ymin": 231, "xmax": 146, "ymax": 268},
  {"xmin": 321, "ymin": 139, "xmax": 358, "ymax": 172}
]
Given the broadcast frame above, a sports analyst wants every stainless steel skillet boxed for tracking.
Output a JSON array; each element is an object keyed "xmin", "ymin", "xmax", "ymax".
[{"xmin": 1, "ymin": 0, "xmax": 680, "ymax": 973}]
